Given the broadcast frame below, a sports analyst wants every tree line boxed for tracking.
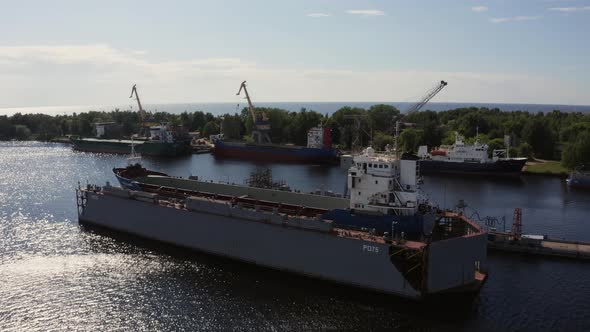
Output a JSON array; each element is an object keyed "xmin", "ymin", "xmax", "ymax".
[{"xmin": 1, "ymin": 105, "xmax": 589, "ymax": 168}]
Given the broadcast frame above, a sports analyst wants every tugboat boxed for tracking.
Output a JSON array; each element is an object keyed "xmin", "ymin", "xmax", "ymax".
[{"xmin": 417, "ymin": 132, "xmax": 526, "ymax": 176}]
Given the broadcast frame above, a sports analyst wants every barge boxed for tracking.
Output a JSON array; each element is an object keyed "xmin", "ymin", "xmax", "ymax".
[{"xmin": 79, "ymin": 148, "xmax": 488, "ymax": 300}]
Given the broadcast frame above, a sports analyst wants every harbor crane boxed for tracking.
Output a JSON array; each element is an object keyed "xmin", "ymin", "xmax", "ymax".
[
  {"xmin": 130, "ymin": 84, "xmax": 145, "ymax": 116},
  {"xmin": 130, "ymin": 84, "xmax": 158, "ymax": 133},
  {"xmin": 394, "ymin": 80, "xmax": 447, "ymax": 157},
  {"xmin": 237, "ymin": 81, "xmax": 271, "ymax": 144}
]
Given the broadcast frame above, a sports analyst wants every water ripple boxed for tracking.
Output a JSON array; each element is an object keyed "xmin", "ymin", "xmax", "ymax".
[{"xmin": 1, "ymin": 142, "xmax": 590, "ymax": 331}]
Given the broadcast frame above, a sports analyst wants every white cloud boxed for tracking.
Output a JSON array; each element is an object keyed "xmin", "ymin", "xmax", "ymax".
[
  {"xmin": 0, "ymin": 44, "xmax": 138, "ymax": 65},
  {"xmin": 471, "ymin": 6, "xmax": 489, "ymax": 12},
  {"xmin": 489, "ymin": 16, "xmax": 542, "ymax": 23},
  {"xmin": 306, "ymin": 13, "xmax": 331, "ymax": 18},
  {"xmin": 0, "ymin": 44, "xmax": 587, "ymax": 107},
  {"xmin": 549, "ymin": 6, "xmax": 590, "ymax": 12},
  {"xmin": 346, "ymin": 9, "xmax": 385, "ymax": 16}
]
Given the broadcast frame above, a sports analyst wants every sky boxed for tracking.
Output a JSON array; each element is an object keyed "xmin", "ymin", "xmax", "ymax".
[{"xmin": 0, "ymin": 0, "xmax": 589, "ymax": 108}]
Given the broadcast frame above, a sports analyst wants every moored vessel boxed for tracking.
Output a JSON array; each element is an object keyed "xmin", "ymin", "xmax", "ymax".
[
  {"xmin": 213, "ymin": 128, "xmax": 339, "ymax": 163},
  {"xmin": 96, "ymin": 148, "xmax": 489, "ymax": 301},
  {"xmin": 417, "ymin": 133, "xmax": 526, "ymax": 176},
  {"xmin": 71, "ymin": 125, "xmax": 191, "ymax": 157},
  {"xmin": 212, "ymin": 81, "xmax": 339, "ymax": 164}
]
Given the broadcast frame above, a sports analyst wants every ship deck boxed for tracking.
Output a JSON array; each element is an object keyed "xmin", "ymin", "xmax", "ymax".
[
  {"xmin": 91, "ymin": 184, "xmax": 437, "ymax": 251},
  {"xmin": 75, "ymin": 138, "xmax": 146, "ymax": 144}
]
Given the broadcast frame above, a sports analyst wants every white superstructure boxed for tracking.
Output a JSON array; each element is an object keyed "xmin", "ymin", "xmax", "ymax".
[
  {"xmin": 347, "ymin": 147, "xmax": 418, "ymax": 216},
  {"xmin": 306, "ymin": 125, "xmax": 327, "ymax": 149},
  {"xmin": 418, "ymin": 132, "xmax": 509, "ymax": 164},
  {"xmin": 149, "ymin": 125, "xmax": 175, "ymax": 143}
]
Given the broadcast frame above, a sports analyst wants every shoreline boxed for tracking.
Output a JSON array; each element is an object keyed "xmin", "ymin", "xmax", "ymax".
[{"xmin": 523, "ymin": 160, "xmax": 569, "ymax": 178}]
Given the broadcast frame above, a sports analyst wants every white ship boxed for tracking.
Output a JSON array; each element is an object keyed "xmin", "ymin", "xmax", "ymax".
[{"xmin": 417, "ymin": 133, "xmax": 527, "ymax": 176}]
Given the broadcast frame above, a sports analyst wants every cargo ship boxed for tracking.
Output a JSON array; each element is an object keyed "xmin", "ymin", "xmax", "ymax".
[
  {"xmin": 213, "ymin": 81, "xmax": 338, "ymax": 163},
  {"xmin": 213, "ymin": 126, "xmax": 339, "ymax": 163},
  {"xmin": 72, "ymin": 125, "xmax": 191, "ymax": 157},
  {"xmin": 417, "ymin": 133, "xmax": 526, "ymax": 176},
  {"xmin": 566, "ymin": 166, "xmax": 590, "ymax": 189},
  {"xmin": 78, "ymin": 147, "xmax": 490, "ymax": 301},
  {"xmin": 71, "ymin": 85, "xmax": 190, "ymax": 157}
]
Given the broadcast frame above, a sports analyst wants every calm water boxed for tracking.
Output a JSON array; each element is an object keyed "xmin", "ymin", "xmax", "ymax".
[{"xmin": 1, "ymin": 142, "xmax": 590, "ymax": 331}]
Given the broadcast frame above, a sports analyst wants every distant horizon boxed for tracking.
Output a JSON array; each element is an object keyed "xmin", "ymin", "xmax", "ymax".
[
  {"xmin": 2, "ymin": 100, "xmax": 589, "ymax": 117},
  {"xmin": 3, "ymin": 99, "xmax": 590, "ymax": 109}
]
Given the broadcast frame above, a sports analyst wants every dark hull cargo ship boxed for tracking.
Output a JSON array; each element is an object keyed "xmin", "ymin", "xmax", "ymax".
[{"xmin": 213, "ymin": 126, "xmax": 339, "ymax": 164}]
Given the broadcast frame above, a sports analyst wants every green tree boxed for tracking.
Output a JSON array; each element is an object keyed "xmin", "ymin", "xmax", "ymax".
[
  {"xmin": 368, "ymin": 104, "xmax": 399, "ymax": 133},
  {"xmin": 202, "ymin": 121, "xmax": 220, "ymax": 138},
  {"xmin": 14, "ymin": 125, "xmax": 31, "ymax": 140},
  {"xmin": 0, "ymin": 116, "xmax": 12, "ymax": 139},
  {"xmin": 331, "ymin": 106, "xmax": 369, "ymax": 149},
  {"xmin": 372, "ymin": 132, "xmax": 395, "ymax": 151},
  {"xmin": 487, "ymin": 138, "xmax": 505, "ymax": 157},
  {"xmin": 221, "ymin": 114, "xmax": 243, "ymax": 140},
  {"xmin": 522, "ymin": 118, "xmax": 557, "ymax": 159},
  {"xmin": 562, "ymin": 131, "xmax": 590, "ymax": 168},
  {"xmin": 518, "ymin": 143, "xmax": 533, "ymax": 159},
  {"xmin": 400, "ymin": 128, "xmax": 421, "ymax": 153}
]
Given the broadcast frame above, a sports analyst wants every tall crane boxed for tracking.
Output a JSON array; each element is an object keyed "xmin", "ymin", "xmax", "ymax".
[
  {"xmin": 394, "ymin": 80, "xmax": 447, "ymax": 157},
  {"xmin": 237, "ymin": 81, "xmax": 271, "ymax": 144},
  {"xmin": 130, "ymin": 84, "xmax": 146, "ymax": 122},
  {"xmin": 404, "ymin": 80, "xmax": 447, "ymax": 115}
]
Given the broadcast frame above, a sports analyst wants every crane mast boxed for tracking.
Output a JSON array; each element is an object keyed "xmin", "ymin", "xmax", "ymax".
[
  {"xmin": 394, "ymin": 80, "xmax": 448, "ymax": 158},
  {"xmin": 130, "ymin": 84, "xmax": 146, "ymax": 122},
  {"xmin": 237, "ymin": 81, "xmax": 256, "ymax": 124},
  {"xmin": 405, "ymin": 81, "xmax": 447, "ymax": 115},
  {"xmin": 236, "ymin": 81, "xmax": 271, "ymax": 144}
]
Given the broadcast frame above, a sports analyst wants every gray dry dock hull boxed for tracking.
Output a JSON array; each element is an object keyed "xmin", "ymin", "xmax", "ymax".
[{"xmin": 80, "ymin": 191, "xmax": 423, "ymax": 299}]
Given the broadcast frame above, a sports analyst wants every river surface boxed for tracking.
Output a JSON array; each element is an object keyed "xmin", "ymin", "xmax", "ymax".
[{"xmin": 1, "ymin": 141, "xmax": 589, "ymax": 331}]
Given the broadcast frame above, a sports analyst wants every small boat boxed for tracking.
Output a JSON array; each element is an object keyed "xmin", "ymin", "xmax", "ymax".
[{"xmin": 566, "ymin": 166, "xmax": 590, "ymax": 189}]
